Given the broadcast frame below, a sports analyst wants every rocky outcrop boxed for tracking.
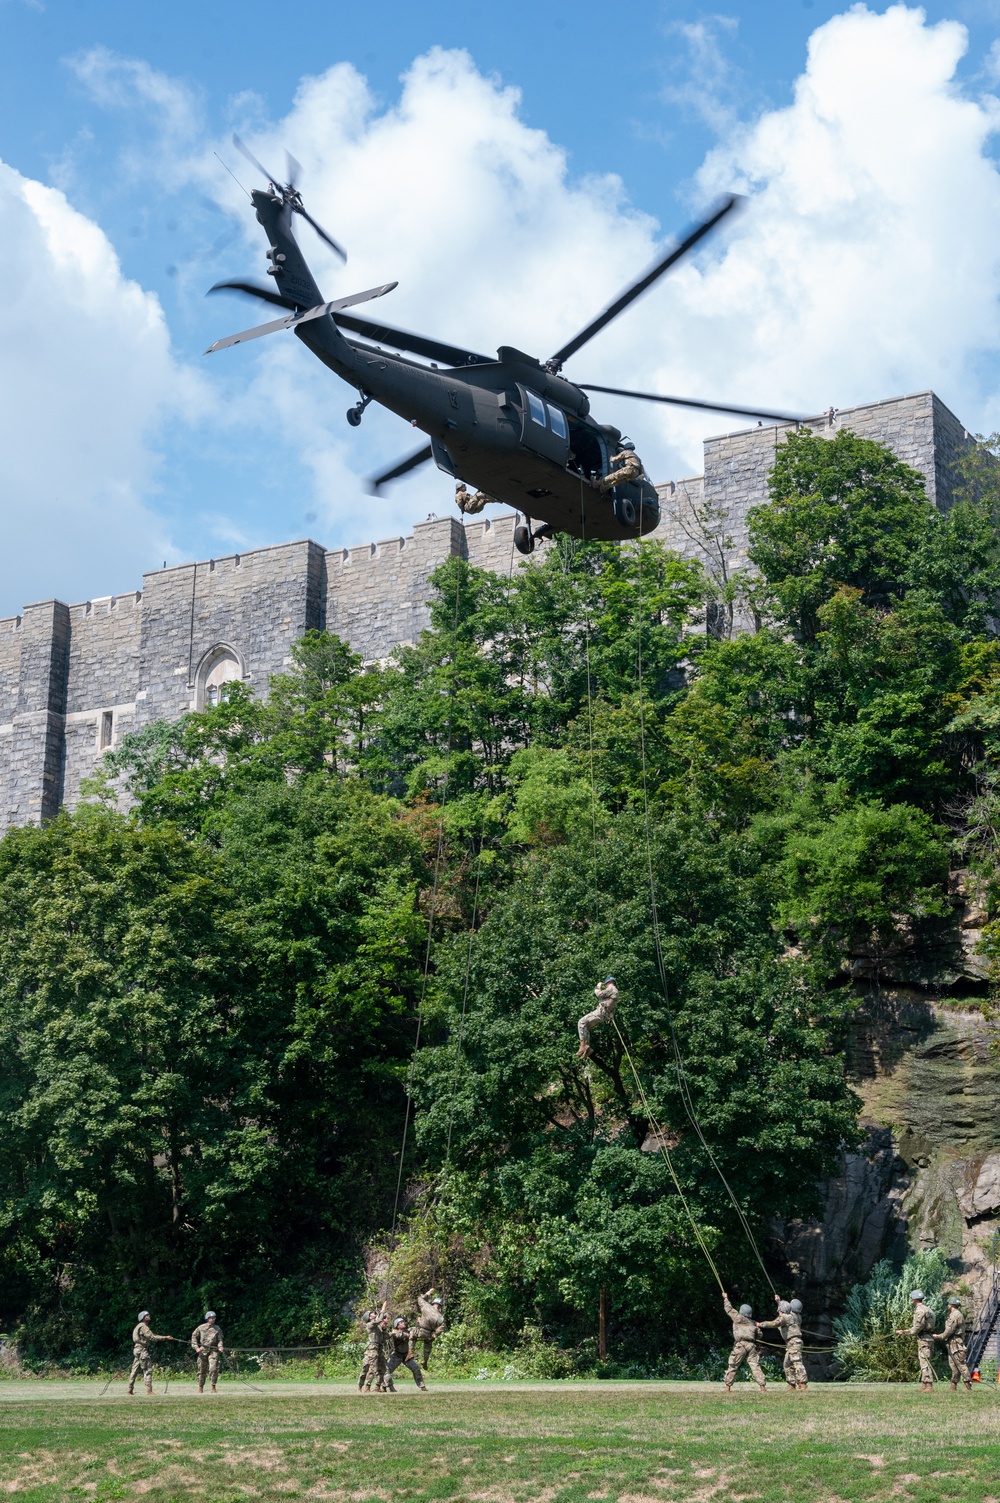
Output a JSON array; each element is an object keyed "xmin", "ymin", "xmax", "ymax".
[{"xmin": 777, "ymin": 983, "xmax": 1000, "ymax": 1328}]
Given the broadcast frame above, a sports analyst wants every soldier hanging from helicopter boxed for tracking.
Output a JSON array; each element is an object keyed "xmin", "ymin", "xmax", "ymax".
[
  {"xmin": 454, "ymin": 482, "xmax": 497, "ymax": 515},
  {"xmin": 598, "ymin": 438, "xmax": 644, "ymax": 494}
]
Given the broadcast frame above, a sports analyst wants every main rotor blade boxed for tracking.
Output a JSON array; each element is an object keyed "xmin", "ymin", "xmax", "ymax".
[
  {"xmin": 366, "ymin": 445, "xmax": 434, "ymax": 494},
  {"xmin": 286, "ymin": 150, "xmax": 302, "ymax": 190},
  {"xmin": 232, "ymin": 133, "xmax": 281, "ymax": 188},
  {"xmin": 548, "ymin": 195, "xmax": 743, "ymax": 370},
  {"xmin": 208, "ymin": 279, "xmax": 300, "ymax": 311},
  {"xmin": 205, "ymin": 284, "xmax": 397, "ymax": 355},
  {"xmin": 295, "ymin": 204, "xmax": 347, "ymax": 264},
  {"xmin": 578, "ymin": 383, "xmax": 806, "ymax": 424},
  {"xmin": 334, "ymin": 311, "xmax": 490, "ymax": 367}
]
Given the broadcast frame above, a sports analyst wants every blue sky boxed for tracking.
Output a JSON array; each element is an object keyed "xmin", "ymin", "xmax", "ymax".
[{"xmin": 4, "ymin": 0, "xmax": 1000, "ymax": 612}]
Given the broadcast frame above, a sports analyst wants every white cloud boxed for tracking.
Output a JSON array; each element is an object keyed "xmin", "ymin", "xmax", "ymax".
[
  {"xmin": 664, "ymin": 4, "xmax": 1000, "ymax": 452},
  {"xmin": 0, "ymin": 159, "xmax": 190, "ymax": 614}
]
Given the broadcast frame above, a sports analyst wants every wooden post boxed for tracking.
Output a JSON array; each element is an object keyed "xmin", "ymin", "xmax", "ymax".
[{"xmin": 599, "ymin": 1286, "xmax": 607, "ymax": 1361}]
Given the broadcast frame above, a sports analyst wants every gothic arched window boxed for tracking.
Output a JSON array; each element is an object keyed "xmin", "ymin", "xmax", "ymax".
[{"xmin": 197, "ymin": 647, "xmax": 243, "ymax": 711}]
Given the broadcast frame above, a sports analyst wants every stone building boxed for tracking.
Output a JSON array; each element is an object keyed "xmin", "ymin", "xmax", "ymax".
[{"xmin": 0, "ymin": 389, "xmax": 975, "ymax": 831}]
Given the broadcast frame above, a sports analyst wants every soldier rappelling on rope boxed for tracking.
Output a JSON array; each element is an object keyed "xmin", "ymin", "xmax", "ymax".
[{"xmin": 576, "ymin": 977, "xmax": 619, "ymax": 1059}]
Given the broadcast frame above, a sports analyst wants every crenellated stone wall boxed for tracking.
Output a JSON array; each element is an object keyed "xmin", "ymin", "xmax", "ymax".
[{"xmin": 0, "ymin": 389, "xmax": 977, "ymax": 830}]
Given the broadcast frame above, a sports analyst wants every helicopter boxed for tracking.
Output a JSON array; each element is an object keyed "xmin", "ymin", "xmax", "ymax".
[{"xmin": 207, "ymin": 138, "xmax": 803, "ymax": 555}]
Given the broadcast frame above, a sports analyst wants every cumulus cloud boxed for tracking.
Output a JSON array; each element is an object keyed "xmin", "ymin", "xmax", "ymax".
[{"xmin": 0, "ymin": 160, "xmax": 189, "ymax": 615}]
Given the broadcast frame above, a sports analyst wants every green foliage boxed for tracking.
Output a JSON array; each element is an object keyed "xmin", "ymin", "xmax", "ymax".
[
  {"xmin": 777, "ymin": 800, "xmax": 951, "ymax": 953},
  {"xmin": 833, "ymin": 1250, "xmax": 951, "ymax": 1382},
  {"xmin": 748, "ymin": 428, "xmax": 935, "ymax": 640},
  {"xmin": 5, "ymin": 423, "xmax": 997, "ymax": 1367}
]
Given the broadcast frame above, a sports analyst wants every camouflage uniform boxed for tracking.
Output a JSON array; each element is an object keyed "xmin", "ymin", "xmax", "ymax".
[
  {"xmin": 386, "ymin": 1323, "xmax": 426, "ymax": 1389},
  {"xmin": 937, "ymin": 1306, "xmax": 972, "ymax": 1387},
  {"xmin": 415, "ymin": 1294, "xmax": 445, "ymax": 1369},
  {"xmin": 191, "ymin": 1320, "xmax": 224, "ymax": 1390},
  {"xmin": 358, "ymin": 1316, "xmax": 387, "ymax": 1392},
  {"xmin": 577, "ymin": 981, "xmax": 619, "ymax": 1053},
  {"xmin": 758, "ymin": 1309, "xmax": 807, "ymax": 1387},
  {"xmin": 907, "ymin": 1301, "xmax": 936, "ymax": 1385},
  {"xmin": 722, "ymin": 1297, "xmax": 766, "ymax": 1389},
  {"xmin": 455, "ymin": 483, "xmax": 492, "ymax": 515},
  {"xmin": 599, "ymin": 449, "xmax": 643, "ymax": 493},
  {"xmin": 128, "ymin": 1320, "xmax": 169, "ymax": 1393}
]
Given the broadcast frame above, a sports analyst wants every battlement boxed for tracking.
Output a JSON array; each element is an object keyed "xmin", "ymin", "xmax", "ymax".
[{"xmin": 0, "ymin": 391, "xmax": 976, "ymax": 830}]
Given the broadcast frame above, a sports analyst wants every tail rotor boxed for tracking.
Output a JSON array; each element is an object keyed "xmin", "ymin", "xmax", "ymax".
[{"xmin": 232, "ymin": 134, "xmax": 347, "ymax": 264}]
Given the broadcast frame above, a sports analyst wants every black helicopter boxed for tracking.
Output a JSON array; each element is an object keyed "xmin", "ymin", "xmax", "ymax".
[{"xmin": 207, "ymin": 139, "xmax": 801, "ymax": 554}]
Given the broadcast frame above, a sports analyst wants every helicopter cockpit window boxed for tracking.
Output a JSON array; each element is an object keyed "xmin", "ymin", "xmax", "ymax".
[
  {"xmin": 546, "ymin": 403, "xmax": 568, "ymax": 440},
  {"xmin": 526, "ymin": 390, "xmax": 547, "ymax": 426}
]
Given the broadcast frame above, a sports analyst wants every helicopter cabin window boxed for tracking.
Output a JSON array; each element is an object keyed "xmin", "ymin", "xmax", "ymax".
[
  {"xmin": 526, "ymin": 390, "xmax": 547, "ymax": 426},
  {"xmin": 546, "ymin": 403, "xmax": 568, "ymax": 440}
]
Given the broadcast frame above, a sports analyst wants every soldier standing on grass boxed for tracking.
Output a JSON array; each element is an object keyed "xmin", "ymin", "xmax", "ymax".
[
  {"xmin": 128, "ymin": 1310, "xmax": 175, "ymax": 1396},
  {"xmin": 358, "ymin": 1304, "xmax": 388, "ymax": 1393},
  {"xmin": 414, "ymin": 1290, "xmax": 445, "ymax": 1369},
  {"xmin": 385, "ymin": 1317, "xmax": 428, "ymax": 1391},
  {"xmin": 191, "ymin": 1310, "xmax": 225, "ymax": 1394},
  {"xmin": 934, "ymin": 1297, "xmax": 973, "ymax": 1391},
  {"xmin": 721, "ymin": 1293, "xmax": 767, "ymax": 1393},
  {"xmin": 895, "ymin": 1290, "xmax": 936, "ymax": 1392},
  {"xmin": 757, "ymin": 1297, "xmax": 808, "ymax": 1391}
]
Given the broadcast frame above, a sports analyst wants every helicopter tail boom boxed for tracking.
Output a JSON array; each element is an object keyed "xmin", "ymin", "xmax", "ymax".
[{"xmin": 250, "ymin": 188, "xmax": 324, "ymax": 311}]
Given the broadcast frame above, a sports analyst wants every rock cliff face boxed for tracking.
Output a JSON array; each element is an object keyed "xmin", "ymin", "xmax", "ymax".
[{"xmin": 778, "ymin": 885, "xmax": 1000, "ymax": 1333}]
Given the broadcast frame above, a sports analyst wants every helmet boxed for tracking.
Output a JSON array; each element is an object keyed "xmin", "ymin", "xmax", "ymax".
[
  {"xmin": 204, "ymin": 1310, "xmax": 217, "ymax": 1320},
  {"xmin": 909, "ymin": 1290, "xmax": 923, "ymax": 1302},
  {"xmin": 432, "ymin": 1297, "xmax": 443, "ymax": 1306},
  {"xmin": 618, "ymin": 438, "xmax": 635, "ymax": 451},
  {"xmin": 777, "ymin": 1301, "xmax": 791, "ymax": 1314},
  {"xmin": 394, "ymin": 1317, "xmax": 406, "ymax": 1327},
  {"xmin": 947, "ymin": 1296, "xmax": 961, "ymax": 1307},
  {"xmin": 138, "ymin": 1310, "xmax": 151, "ymax": 1322},
  {"xmin": 789, "ymin": 1299, "xmax": 803, "ymax": 1314},
  {"xmin": 739, "ymin": 1304, "xmax": 753, "ymax": 1318},
  {"xmin": 604, "ymin": 977, "xmax": 616, "ymax": 986}
]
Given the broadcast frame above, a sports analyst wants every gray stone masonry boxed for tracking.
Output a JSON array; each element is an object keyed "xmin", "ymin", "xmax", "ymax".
[
  {"xmin": 651, "ymin": 390, "xmax": 975, "ymax": 585},
  {"xmin": 0, "ymin": 390, "xmax": 978, "ymax": 828}
]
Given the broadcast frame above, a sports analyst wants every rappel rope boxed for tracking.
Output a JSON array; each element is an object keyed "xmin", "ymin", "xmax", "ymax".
[
  {"xmin": 386, "ymin": 555, "xmax": 468, "ymax": 1269},
  {"xmin": 610, "ymin": 1014, "xmax": 724, "ymax": 1289},
  {"xmin": 443, "ymin": 527, "xmax": 519, "ymax": 1169},
  {"xmin": 631, "ymin": 529, "xmax": 778, "ymax": 1299},
  {"xmin": 575, "ymin": 477, "xmax": 726, "ymax": 1291}
]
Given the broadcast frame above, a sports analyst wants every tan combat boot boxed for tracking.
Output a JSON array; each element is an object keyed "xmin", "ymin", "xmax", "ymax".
[
  {"xmin": 210, "ymin": 1383, "xmax": 217, "ymax": 1393},
  {"xmin": 921, "ymin": 1382, "xmax": 933, "ymax": 1393},
  {"xmin": 798, "ymin": 1382, "xmax": 808, "ymax": 1391},
  {"xmin": 145, "ymin": 1381, "xmax": 153, "ymax": 1396},
  {"xmin": 949, "ymin": 1381, "xmax": 958, "ymax": 1391},
  {"xmin": 197, "ymin": 1384, "xmax": 204, "ymax": 1394}
]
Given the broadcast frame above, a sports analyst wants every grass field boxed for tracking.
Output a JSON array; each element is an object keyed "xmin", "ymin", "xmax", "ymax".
[{"xmin": 1, "ymin": 1379, "xmax": 999, "ymax": 1501}]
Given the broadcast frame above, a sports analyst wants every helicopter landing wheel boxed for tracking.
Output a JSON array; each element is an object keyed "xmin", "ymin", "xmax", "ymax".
[
  {"xmin": 346, "ymin": 392, "xmax": 372, "ymax": 428},
  {"xmin": 513, "ymin": 521, "xmax": 535, "ymax": 556},
  {"xmin": 613, "ymin": 494, "xmax": 638, "ymax": 528}
]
